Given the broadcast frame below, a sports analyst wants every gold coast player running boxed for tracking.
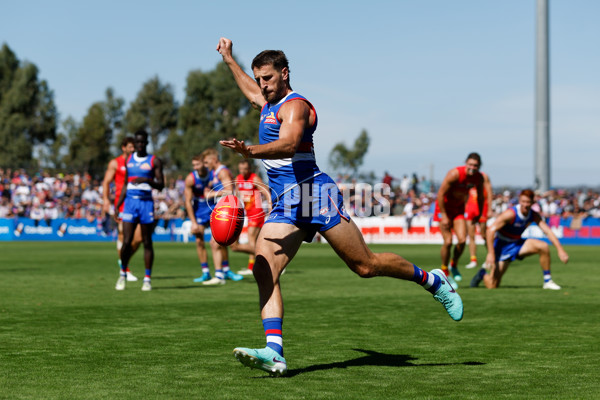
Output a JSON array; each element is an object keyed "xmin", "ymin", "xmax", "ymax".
[
  {"xmin": 433, "ymin": 153, "xmax": 485, "ymax": 288},
  {"xmin": 231, "ymin": 159, "xmax": 271, "ymax": 275},
  {"xmin": 102, "ymin": 136, "xmax": 143, "ymax": 282},
  {"xmin": 217, "ymin": 37, "xmax": 463, "ymax": 377}
]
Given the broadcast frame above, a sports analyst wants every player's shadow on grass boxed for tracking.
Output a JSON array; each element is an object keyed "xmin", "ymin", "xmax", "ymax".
[{"xmin": 281, "ymin": 349, "xmax": 484, "ymax": 378}]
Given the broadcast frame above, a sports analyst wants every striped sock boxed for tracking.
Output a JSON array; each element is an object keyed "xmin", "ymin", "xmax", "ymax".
[
  {"xmin": 222, "ymin": 261, "xmax": 230, "ymax": 273},
  {"xmin": 119, "ymin": 260, "xmax": 126, "ymax": 276},
  {"xmin": 411, "ymin": 265, "xmax": 441, "ymax": 294},
  {"xmin": 248, "ymin": 256, "xmax": 255, "ymax": 271},
  {"xmin": 263, "ymin": 318, "xmax": 283, "ymax": 356},
  {"xmin": 471, "ymin": 256, "xmax": 477, "ymax": 263},
  {"xmin": 145, "ymin": 268, "xmax": 151, "ymax": 279},
  {"xmin": 201, "ymin": 262, "xmax": 209, "ymax": 274},
  {"xmin": 450, "ymin": 260, "xmax": 456, "ymax": 268},
  {"xmin": 215, "ymin": 269, "xmax": 224, "ymax": 280},
  {"xmin": 543, "ymin": 270, "xmax": 552, "ymax": 283}
]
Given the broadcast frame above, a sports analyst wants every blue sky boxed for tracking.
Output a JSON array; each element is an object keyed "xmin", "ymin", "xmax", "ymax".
[{"xmin": 3, "ymin": 0, "xmax": 599, "ymax": 187}]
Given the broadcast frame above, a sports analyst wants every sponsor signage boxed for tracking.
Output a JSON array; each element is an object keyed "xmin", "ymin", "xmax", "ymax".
[{"xmin": 1, "ymin": 216, "xmax": 598, "ymax": 245}]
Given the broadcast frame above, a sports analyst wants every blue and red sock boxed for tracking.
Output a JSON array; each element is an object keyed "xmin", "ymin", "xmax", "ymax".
[
  {"xmin": 201, "ymin": 262, "xmax": 209, "ymax": 274},
  {"xmin": 411, "ymin": 264, "xmax": 441, "ymax": 294},
  {"xmin": 263, "ymin": 317, "xmax": 283, "ymax": 356},
  {"xmin": 543, "ymin": 269, "xmax": 552, "ymax": 283},
  {"xmin": 222, "ymin": 260, "xmax": 230, "ymax": 273},
  {"xmin": 119, "ymin": 260, "xmax": 127, "ymax": 276}
]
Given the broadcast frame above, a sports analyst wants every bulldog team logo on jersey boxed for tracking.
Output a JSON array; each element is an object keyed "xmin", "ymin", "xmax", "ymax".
[{"xmin": 264, "ymin": 112, "xmax": 277, "ymax": 124}]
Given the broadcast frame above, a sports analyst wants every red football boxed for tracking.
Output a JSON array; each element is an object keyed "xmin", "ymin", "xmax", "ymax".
[{"xmin": 210, "ymin": 195, "xmax": 245, "ymax": 246}]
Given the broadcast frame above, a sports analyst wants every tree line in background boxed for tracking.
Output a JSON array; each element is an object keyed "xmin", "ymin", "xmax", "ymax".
[{"xmin": 0, "ymin": 43, "xmax": 370, "ymax": 179}]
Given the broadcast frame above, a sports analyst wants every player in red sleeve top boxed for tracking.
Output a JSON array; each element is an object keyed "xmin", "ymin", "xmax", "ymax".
[{"xmin": 434, "ymin": 153, "xmax": 485, "ymax": 286}]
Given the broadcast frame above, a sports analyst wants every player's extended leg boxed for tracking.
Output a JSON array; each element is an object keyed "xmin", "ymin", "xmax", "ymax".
[
  {"xmin": 233, "ymin": 222, "xmax": 305, "ymax": 376},
  {"xmin": 322, "ymin": 219, "xmax": 463, "ymax": 321},
  {"xmin": 518, "ymin": 239, "xmax": 560, "ymax": 289}
]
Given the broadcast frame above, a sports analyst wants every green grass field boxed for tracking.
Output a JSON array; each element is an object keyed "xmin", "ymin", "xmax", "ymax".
[{"xmin": 0, "ymin": 241, "xmax": 598, "ymax": 399}]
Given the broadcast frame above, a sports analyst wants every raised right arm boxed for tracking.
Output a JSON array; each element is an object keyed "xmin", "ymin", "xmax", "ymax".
[{"xmin": 217, "ymin": 37, "xmax": 266, "ymax": 110}]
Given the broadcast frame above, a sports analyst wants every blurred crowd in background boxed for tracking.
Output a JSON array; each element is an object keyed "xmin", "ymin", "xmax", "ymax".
[{"xmin": 1, "ymin": 168, "xmax": 599, "ymax": 227}]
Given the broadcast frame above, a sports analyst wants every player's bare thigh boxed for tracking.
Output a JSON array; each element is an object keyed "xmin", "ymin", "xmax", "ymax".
[
  {"xmin": 255, "ymin": 222, "xmax": 306, "ymax": 277},
  {"xmin": 517, "ymin": 238, "xmax": 546, "ymax": 257}
]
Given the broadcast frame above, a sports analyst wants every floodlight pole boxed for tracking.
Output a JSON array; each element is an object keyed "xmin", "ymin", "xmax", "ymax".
[{"xmin": 535, "ymin": 0, "xmax": 551, "ymax": 192}]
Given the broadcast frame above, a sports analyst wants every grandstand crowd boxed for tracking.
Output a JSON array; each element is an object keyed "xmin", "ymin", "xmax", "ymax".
[{"xmin": 1, "ymin": 168, "xmax": 599, "ymax": 225}]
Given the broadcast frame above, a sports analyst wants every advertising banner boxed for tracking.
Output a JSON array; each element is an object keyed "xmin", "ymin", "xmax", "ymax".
[{"xmin": 1, "ymin": 216, "xmax": 598, "ymax": 245}]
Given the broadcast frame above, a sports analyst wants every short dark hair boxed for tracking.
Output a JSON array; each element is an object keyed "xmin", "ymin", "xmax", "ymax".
[
  {"xmin": 252, "ymin": 50, "xmax": 290, "ymax": 76},
  {"xmin": 520, "ymin": 189, "xmax": 535, "ymax": 200},
  {"xmin": 121, "ymin": 136, "xmax": 134, "ymax": 148},
  {"xmin": 466, "ymin": 152, "xmax": 482, "ymax": 166},
  {"xmin": 134, "ymin": 129, "xmax": 149, "ymax": 141}
]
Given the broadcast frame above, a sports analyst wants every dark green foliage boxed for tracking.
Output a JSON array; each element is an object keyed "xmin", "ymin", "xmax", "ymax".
[
  {"xmin": 124, "ymin": 76, "xmax": 178, "ymax": 162},
  {"xmin": 0, "ymin": 43, "xmax": 57, "ymax": 168},
  {"xmin": 170, "ymin": 59, "xmax": 259, "ymax": 171},
  {"xmin": 329, "ymin": 129, "xmax": 370, "ymax": 178}
]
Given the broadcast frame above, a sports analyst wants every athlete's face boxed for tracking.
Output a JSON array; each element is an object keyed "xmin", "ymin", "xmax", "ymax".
[
  {"xmin": 253, "ymin": 64, "xmax": 289, "ymax": 104},
  {"xmin": 519, "ymin": 195, "xmax": 533, "ymax": 214},
  {"xmin": 134, "ymin": 135, "xmax": 148, "ymax": 154},
  {"xmin": 238, "ymin": 162, "xmax": 250, "ymax": 179},
  {"xmin": 203, "ymin": 155, "xmax": 217, "ymax": 170},
  {"xmin": 465, "ymin": 158, "xmax": 480, "ymax": 175},
  {"xmin": 192, "ymin": 159, "xmax": 205, "ymax": 174},
  {"xmin": 122, "ymin": 143, "xmax": 135, "ymax": 157}
]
